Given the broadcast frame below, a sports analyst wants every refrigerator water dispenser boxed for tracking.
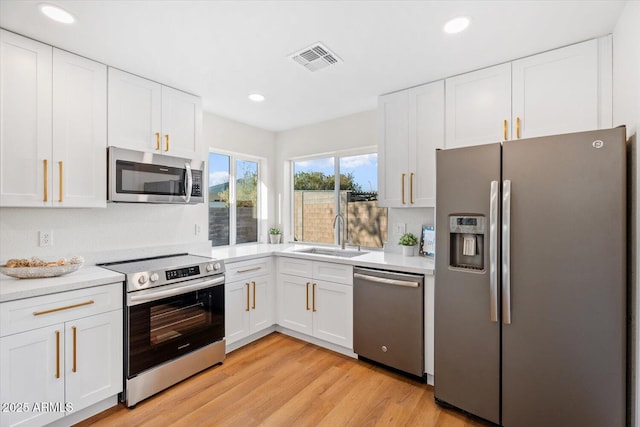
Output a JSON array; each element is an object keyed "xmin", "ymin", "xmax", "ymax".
[{"xmin": 449, "ymin": 215, "xmax": 485, "ymax": 271}]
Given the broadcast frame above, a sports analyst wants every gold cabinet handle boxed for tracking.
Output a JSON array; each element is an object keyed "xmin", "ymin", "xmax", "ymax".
[
  {"xmin": 252, "ymin": 281, "xmax": 256, "ymax": 309},
  {"xmin": 516, "ymin": 117, "xmax": 521, "ymax": 139},
  {"xmin": 401, "ymin": 173, "xmax": 406, "ymax": 204},
  {"xmin": 237, "ymin": 267, "xmax": 261, "ymax": 274},
  {"xmin": 43, "ymin": 159, "xmax": 48, "ymax": 202},
  {"xmin": 503, "ymin": 119, "xmax": 508, "ymax": 140},
  {"xmin": 55, "ymin": 330, "xmax": 60, "ymax": 379},
  {"xmin": 165, "ymin": 134, "xmax": 170, "ymax": 151},
  {"xmin": 245, "ymin": 283, "xmax": 250, "ymax": 311},
  {"xmin": 33, "ymin": 300, "xmax": 94, "ymax": 316},
  {"xmin": 312, "ymin": 283, "xmax": 317, "ymax": 312},
  {"xmin": 58, "ymin": 161, "xmax": 63, "ymax": 203},
  {"xmin": 155, "ymin": 132, "xmax": 161, "ymax": 150},
  {"xmin": 410, "ymin": 172, "xmax": 414, "ymax": 204},
  {"xmin": 306, "ymin": 282, "xmax": 310, "ymax": 311},
  {"xmin": 72, "ymin": 326, "xmax": 77, "ymax": 373}
]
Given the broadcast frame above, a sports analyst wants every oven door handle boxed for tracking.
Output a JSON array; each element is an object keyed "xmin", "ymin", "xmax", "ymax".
[{"xmin": 129, "ymin": 276, "xmax": 224, "ymax": 305}]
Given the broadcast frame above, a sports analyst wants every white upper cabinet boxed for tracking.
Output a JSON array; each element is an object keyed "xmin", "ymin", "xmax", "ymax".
[
  {"xmin": 107, "ymin": 68, "xmax": 162, "ymax": 153},
  {"xmin": 0, "ymin": 30, "xmax": 52, "ymax": 207},
  {"xmin": 378, "ymin": 80, "xmax": 444, "ymax": 208},
  {"xmin": 161, "ymin": 86, "xmax": 202, "ymax": 158},
  {"xmin": 108, "ymin": 68, "xmax": 202, "ymax": 158},
  {"xmin": 52, "ymin": 49, "xmax": 107, "ymax": 208},
  {"xmin": 511, "ymin": 37, "xmax": 611, "ymax": 139},
  {"xmin": 0, "ymin": 30, "xmax": 107, "ymax": 208},
  {"xmin": 445, "ymin": 36, "xmax": 612, "ymax": 149},
  {"xmin": 445, "ymin": 63, "xmax": 512, "ymax": 149}
]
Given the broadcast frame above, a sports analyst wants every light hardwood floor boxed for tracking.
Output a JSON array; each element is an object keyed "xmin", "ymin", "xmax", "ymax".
[{"xmin": 76, "ymin": 333, "xmax": 492, "ymax": 426}]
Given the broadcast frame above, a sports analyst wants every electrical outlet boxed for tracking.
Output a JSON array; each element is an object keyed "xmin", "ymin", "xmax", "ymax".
[
  {"xmin": 39, "ymin": 231, "xmax": 52, "ymax": 247},
  {"xmin": 194, "ymin": 224, "xmax": 201, "ymax": 236},
  {"xmin": 393, "ymin": 223, "xmax": 406, "ymax": 235}
]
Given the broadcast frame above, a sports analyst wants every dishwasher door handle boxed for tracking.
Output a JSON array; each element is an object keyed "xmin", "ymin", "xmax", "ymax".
[{"xmin": 354, "ymin": 273, "xmax": 420, "ymax": 288}]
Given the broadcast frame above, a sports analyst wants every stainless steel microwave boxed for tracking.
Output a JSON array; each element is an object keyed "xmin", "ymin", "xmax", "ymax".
[{"xmin": 108, "ymin": 147, "xmax": 204, "ymax": 204}]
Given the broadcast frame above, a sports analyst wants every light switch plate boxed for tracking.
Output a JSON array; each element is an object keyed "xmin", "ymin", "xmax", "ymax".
[{"xmin": 393, "ymin": 223, "xmax": 406, "ymax": 235}]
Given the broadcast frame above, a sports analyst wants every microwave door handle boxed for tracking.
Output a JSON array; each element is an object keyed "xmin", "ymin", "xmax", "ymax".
[{"xmin": 184, "ymin": 163, "xmax": 193, "ymax": 203}]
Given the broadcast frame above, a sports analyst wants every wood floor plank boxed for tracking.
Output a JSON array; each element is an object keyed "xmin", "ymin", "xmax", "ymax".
[{"xmin": 75, "ymin": 333, "xmax": 493, "ymax": 427}]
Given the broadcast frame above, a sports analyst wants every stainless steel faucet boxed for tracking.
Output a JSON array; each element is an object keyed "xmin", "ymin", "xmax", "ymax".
[{"xmin": 333, "ymin": 214, "xmax": 346, "ymax": 250}]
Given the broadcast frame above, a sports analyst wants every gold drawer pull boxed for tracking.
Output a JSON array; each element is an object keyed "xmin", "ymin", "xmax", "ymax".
[
  {"xmin": 33, "ymin": 300, "xmax": 95, "ymax": 316},
  {"xmin": 312, "ymin": 283, "xmax": 317, "ymax": 312},
  {"xmin": 516, "ymin": 117, "xmax": 521, "ymax": 139},
  {"xmin": 401, "ymin": 173, "xmax": 406, "ymax": 204},
  {"xmin": 55, "ymin": 330, "xmax": 60, "ymax": 378},
  {"xmin": 72, "ymin": 326, "xmax": 77, "ymax": 372},
  {"xmin": 58, "ymin": 161, "xmax": 63, "ymax": 202},
  {"xmin": 252, "ymin": 281, "xmax": 256, "ymax": 309},
  {"xmin": 245, "ymin": 283, "xmax": 250, "ymax": 311},
  {"xmin": 237, "ymin": 267, "xmax": 261, "ymax": 274},
  {"xmin": 503, "ymin": 119, "xmax": 508, "ymax": 140},
  {"xmin": 43, "ymin": 159, "xmax": 48, "ymax": 202},
  {"xmin": 165, "ymin": 134, "xmax": 170, "ymax": 151},
  {"xmin": 410, "ymin": 172, "xmax": 414, "ymax": 204},
  {"xmin": 306, "ymin": 282, "xmax": 310, "ymax": 311},
  {"xmin": 155, "ymin": 132, "xmax": 161, "ymax": 150}
]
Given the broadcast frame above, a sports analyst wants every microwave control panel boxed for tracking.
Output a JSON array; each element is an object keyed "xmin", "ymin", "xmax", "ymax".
[{"xmin": 192, "ymin": 171, "xmax": 203, "ymax": 197}]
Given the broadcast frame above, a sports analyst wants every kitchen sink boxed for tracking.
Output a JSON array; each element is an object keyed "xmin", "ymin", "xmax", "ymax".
[{"xmin": 295, "ymin": 247, "xmax": 367, "ymax": 258}]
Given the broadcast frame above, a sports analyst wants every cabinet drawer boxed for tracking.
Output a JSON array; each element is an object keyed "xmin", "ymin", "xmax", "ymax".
[
  {"xmin": 278, "ymin": 257, "xmax": 313, "ymax": 278},
  {"xmin": 0, "ymin": 283, "xmax": 122, "ymax": 337},
  {"xmin": 313, "ymin": 262, "xmax": 353, "ymax": 285},
  {"xmin": 225, "ymin": 258, "xmax": 270, "ymax": 282}
]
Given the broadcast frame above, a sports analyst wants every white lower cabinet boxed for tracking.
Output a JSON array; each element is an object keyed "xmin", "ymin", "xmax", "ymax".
[
  {"xmin": 278, "ymin": 258, "xmax": 353, "ymax": 349},
  {"xmin": 225, "ymin": 258, "xmax": 274, "ymax": 346},
  {"xmin": 0, "ymin": 283, "xmax": 123, "ymax": 427}
]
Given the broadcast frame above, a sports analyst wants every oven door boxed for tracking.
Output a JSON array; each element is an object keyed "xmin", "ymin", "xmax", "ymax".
[{"xmin": 126, "ymin": 276, "xmax": 224, "ymax": 378}]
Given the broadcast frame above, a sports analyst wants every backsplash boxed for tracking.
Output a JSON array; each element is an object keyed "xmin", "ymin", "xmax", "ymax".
[
  {"xmin": 0, "ymin": 203, "xmax": 209, "ymax": 265},
  {"xmin": 385, "ymin": 207, "xmax": 434, "ymax": 254}
]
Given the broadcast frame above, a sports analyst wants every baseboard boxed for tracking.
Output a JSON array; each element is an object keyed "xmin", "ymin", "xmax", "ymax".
[
  {"xmin": 275, "ymin": 325, "xmax": 357, "ymax": 358},
  {"xmin": 226, "ymin": 326, "xmax": 277, "ymax": 353},
  {"xmin": 48, "ymin": 395, "xmax": 118, "ymax": 427}
]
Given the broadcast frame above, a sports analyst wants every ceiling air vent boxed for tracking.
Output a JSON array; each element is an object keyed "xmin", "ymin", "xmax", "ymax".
[{"xmin": 290, "ymin": 43, "xmax": 341, "ymax": 72}]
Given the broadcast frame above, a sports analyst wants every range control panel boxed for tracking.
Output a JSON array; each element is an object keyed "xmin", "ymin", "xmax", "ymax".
[{"xmin": 166, "ymin": 266, "xmax": 201, "ymax": 281}]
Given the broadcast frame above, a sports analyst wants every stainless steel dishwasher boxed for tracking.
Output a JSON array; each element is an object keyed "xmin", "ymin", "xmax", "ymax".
[{"xmin": 353, "ymin": 267, "xmax": 424, "ymax": 378}]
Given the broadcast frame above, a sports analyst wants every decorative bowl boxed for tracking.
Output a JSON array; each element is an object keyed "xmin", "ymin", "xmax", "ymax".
[{"xmin": 0, "ymin": 261, "xmax": 83, "ymax": 279}]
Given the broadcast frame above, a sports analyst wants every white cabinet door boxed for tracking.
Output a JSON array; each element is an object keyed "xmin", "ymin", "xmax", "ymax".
[
  {"xmin": 225, "ymin": 280, "xmax": 251, "ymax": 345},
  {"xmin": 161, "ymin": 86, "xmax": 202, "ymax": 158},
  {"xmin": 445, "ymin": 63, "xmax": 511, "ymax": 148},
  {"xmin": 312, "ymin": 280, "xmax": 353, "ymax": 348},
  {"xmin": 278, "ymin": 274, "xmax": 313, "ymax": 335},
  {"xmin": 512, "ymin": 38, "xmax": 606, "ymax": 139},
  {"xmin": 52, "ymin": 49, "xmax": 107, "ymax": 208},
  {"xmin": 65, "ymin": 310, "xmax": 122, "ymax": 413},
  {"xmin": 408, "ymin": 81, "xmax": 444, "ymax": 207},
  {"xmin": 0, "ymin": 324, "xmax": 65, "ymax": 427},
  {"xmin": 0, "ymin": 30, "xmax": 52, "ymax": 207},
  {"xmin": 108, "ymin": 68, "xmax": 161, "ymax": 153},
  {"xmin": 249, "ymin": 276, "xmax": 272, "ymax": 334},
  {"xmin": 377, "ymin": 90, "xmax": 410, "ymax": 207}
]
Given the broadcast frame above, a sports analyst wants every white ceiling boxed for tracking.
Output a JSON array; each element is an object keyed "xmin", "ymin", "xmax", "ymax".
[{"xmin": 0, "ymin": 0, "xmax": 627, "ymax": 132}]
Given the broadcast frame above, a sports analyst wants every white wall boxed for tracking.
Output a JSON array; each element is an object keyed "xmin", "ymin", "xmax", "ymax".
[
  {"xmin": 275, "ymin": 109, "xmax": 433, "ymax": 248},
  {"xmin": 613, "ymin": 1, "xmax": 640, "ymax": 425},
  {"xmin": 0, "ymin": 111, "xmax": 276, "ymax": 264},
  {"xmin": 203, "ymin": 112, "xmax": 277, "ymax": 243}
]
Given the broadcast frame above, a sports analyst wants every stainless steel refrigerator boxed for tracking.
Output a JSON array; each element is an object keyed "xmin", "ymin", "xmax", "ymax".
[{"xmin": 434, "ymin": 127, "xmax": 626, "ymax": 426}]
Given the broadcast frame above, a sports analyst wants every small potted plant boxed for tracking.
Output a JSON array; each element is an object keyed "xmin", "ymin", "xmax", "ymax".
[
  {"xmin": 269, "ymin": 227, "xmax": 281, "ymax": 244},
  {"xmin": 398, "ymin": 232, "xmax": 419, "ymax": 256}
]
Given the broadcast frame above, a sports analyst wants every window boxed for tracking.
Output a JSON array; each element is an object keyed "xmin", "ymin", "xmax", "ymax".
[
  {"xmin": 209, "ymin": 152, "xmax": 259, "ymax": 246},
  {"xmin": 292, "ymin": 152, "xmax": 387, "ymax": 248}
]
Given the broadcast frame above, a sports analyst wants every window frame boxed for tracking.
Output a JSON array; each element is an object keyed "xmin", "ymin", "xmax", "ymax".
[
  {"xmin": 288, "ymin": 146, "xmax": 385, "ymax": 248},
  {"xmin": 208, "ymin": 149, "xmax": 264, "ymax": 247}
]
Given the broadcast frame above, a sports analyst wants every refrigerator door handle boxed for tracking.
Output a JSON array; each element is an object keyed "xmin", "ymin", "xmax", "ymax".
[
  {"xmin": 502, "ymin": 179, "xmax": 512, "ymax": 325},
  {"xmin": 489, "ymin": 180, "xmax": 499, "ymax": 322}
]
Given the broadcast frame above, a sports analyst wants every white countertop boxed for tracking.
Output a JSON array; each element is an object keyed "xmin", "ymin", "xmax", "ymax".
[
  {"xmin": 1, "ymin": 243, "xmax": 433, "ymax": 303},
  {"xmin": 196, "ymin": 243, "xmax": 435, "ymax": 275},
  {"xmin": 0, "ymin": 266, "xmax": 125, "ymax": 303}
]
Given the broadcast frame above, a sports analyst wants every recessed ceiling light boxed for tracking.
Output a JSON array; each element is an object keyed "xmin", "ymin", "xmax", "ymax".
[
  {"xmin": 443, "ymin": 16, "xmax": 470, "ymax": 34},
  {"xmin": 39, "ymin": 3, "xmax": 75, "ymax": 24},
  {"xmin": 248, "ymin": 93, "xmax": 265, "ymax": 103}
]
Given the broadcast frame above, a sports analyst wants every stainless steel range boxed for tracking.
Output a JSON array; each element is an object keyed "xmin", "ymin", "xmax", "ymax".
[{"xmin": 99, "ymin": 253, "xmax": 225, "ymax": 407}]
